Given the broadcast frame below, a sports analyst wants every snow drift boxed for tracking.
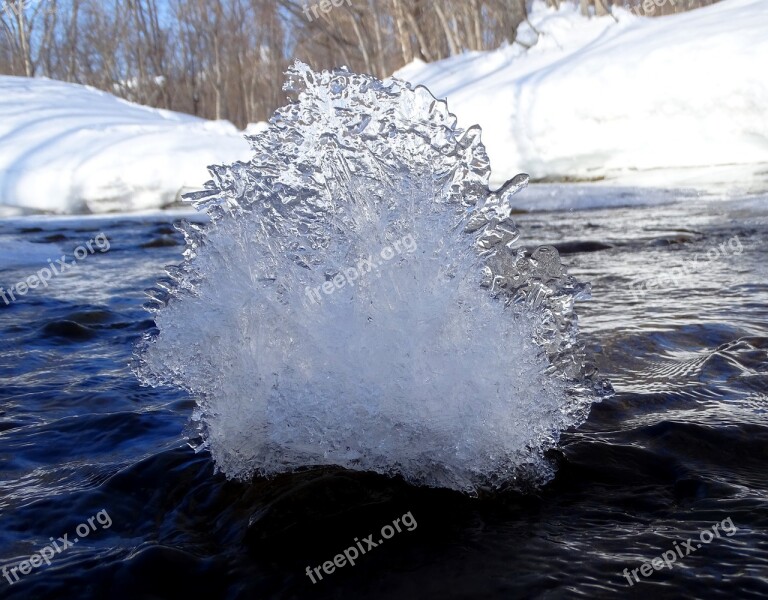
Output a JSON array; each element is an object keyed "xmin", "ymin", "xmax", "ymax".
[
  {"xmin": 396, "ymin": 0, "xmax": 768, "ymax": 186},
  {"xmin": 1, "ymin": 0, "xmax": 766, "ymax": 215},
  {"xmin": 0, "ymin": 77, "xmax": 252, "ymax": 215}
]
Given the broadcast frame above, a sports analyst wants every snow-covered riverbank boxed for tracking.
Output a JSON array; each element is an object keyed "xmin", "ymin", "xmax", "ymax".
[
  {"xmin": 1, "ymin": 0, "xmax": 766, "ymax": 215},
  {"xmin": 397, "ymin": 0, "xmax": 768, "ymax": 190},
  {"xmin": 0, "ymin": 77, "xmax": 252, "ymax": 215}
]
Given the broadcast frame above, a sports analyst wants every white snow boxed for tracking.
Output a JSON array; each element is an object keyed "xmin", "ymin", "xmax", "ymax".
[
  {"xmin": 0, "ymin": 77, "xmax": 253, "ymax": 215},
  {"xmin": 396, "ymin": 0, "xmax": 768, "ymax": 192},
  {"xmin": 1, "ymin": 0, "xmax": 766, "ymax": 215}
]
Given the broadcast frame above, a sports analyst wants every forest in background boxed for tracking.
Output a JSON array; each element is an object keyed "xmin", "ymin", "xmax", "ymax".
[{"xmin": 1, "ymin": 0, "xmax": 722, "ymax": 127}]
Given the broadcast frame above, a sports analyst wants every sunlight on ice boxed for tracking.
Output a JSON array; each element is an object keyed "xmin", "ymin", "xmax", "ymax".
[{"xmin": 135, "ymin": 62, "xmax": 611, "ymax": 494}]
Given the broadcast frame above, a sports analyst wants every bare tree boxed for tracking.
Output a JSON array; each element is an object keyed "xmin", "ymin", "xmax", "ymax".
[
  {"xmin": 0, "ymin": 0, "xmax": 58, "ymax": 76},
  {"xmin": 0, "ymin": 0, "xmax": 725, "ymax": 127}
]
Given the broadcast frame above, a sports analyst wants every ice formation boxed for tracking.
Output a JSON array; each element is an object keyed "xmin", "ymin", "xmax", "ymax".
[{"xmin": 135, "ymin": 62, "xmax": 610, "ymax": 494}]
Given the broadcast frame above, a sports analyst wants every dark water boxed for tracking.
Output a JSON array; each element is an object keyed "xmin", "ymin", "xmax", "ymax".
[{"xmin": 1, "ymin": 197, "xmax": 767, "ymax": 600}]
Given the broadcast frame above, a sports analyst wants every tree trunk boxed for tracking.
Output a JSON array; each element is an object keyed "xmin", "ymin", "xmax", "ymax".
[{"xmin": 435, "ymin": 4, "xmax": 459, "ymax": 56}]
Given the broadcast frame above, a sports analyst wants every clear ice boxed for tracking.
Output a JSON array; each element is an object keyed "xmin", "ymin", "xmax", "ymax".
[{"xmin": 134, "ymin": 62, "xmax": 611, "ymax": 494}]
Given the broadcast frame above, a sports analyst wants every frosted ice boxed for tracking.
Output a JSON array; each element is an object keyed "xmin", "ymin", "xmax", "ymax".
[{"xmin": 134, "ymin": 62, "xmax": 610, "ymax": 494}]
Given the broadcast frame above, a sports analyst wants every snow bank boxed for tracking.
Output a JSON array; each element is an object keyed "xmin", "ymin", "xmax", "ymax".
[
  {"xmin": 396, "ymin": 0, "xmax": 768, "ymax": 188},
  {"xmin": 1, "ymin": 0, "xmax": 765, "ymax": 216},
  {"xmin": 0, "ymin": 77, "xmax": 252, "ymax": 215}
]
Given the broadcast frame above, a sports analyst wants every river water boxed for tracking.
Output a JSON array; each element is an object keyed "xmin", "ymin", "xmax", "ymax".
[{"xmin": 0, "ymin": 193, "xmax": 766, "ymax": 599}]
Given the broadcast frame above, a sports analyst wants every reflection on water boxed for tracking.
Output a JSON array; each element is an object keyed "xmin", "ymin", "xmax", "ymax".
[{"xmin": 0, "ymin": 195, "xmax": 766, "ymax": 599}]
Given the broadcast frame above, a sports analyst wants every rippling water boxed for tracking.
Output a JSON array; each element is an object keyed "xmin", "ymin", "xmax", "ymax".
[{"xmin": 1, "ymin": 196, "xmax": 767, "ymax": 599}]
